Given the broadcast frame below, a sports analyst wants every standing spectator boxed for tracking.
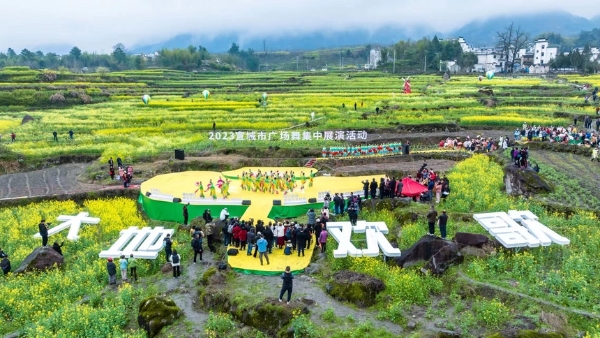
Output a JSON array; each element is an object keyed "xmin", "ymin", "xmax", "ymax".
[
  {"xmin": 164, "ymin": 234, "xmax": 173, "ymax": 263},
  {"xmin": 109, "ymin": 167, "xmax": 115, "ymax": 180},
  {"xmin": 246, "ymin": 228, "xmax": 256, "ymax": 256},
  {"xmin": 370, "ymin": 178, "xmax": 378, "ymax": 199},
  {"xmin": 263, "ymin": 225, "xmax": 274, "ymax": 254},
  {"xmin": 319, "ymin": 225, "xmax": 328, "ymax": 253},
  {"xmin": 119, "ymin": 255, "xmax": 128, "ymax": 281},
  {"xmin": 129, "ymin": 254, "xmax": 138, "ymax": 282},
  {"xmin": 68, "ymin": 130, "xmax": 74, "ymax": 140},
  {"xmin": 333, "ymin": 193, "xmax": 342, "ymax": 215},
  {"xmin": 183, "ymin": 203, "xmax": 189, "ymax": 226},
  {"xmin": 278, "ymin": 266, "xmax": 294, "ymax": 304},
  {"xmin": 220, "ymin": 208, "xmax": 229, "ymax": 223},
  {"xmin": 52, "ymin": 131, "xmax": 58, "ymax": 142},
  {"xmin": 347, "ymin": 199, "xmax": 358, "ymax": 226},
  {"xmin": 438, "ymin": 210, "xmax": 448, "ymax": 239},
  {"xmin": 427, "ymin": 179, "xmax": 435, "ymax": 202},
  {"xmin": 313, "ymin": 221, "xmax": 323, "ymax": 247},
  {"xmin": 232, "ymin": 222, "xmax": 241, "ymax": 247},
  {"xmin": 191, "ymin": 234, "xmax": 203, "ymax": 263},
  {"xmin": 205, "ymin": 221, "xmax": 215, "ymax": 252},
  {"xmin": 257, "ymin": 234, "xmax": 270, "ymax": 266},
  {"xmin": 107, "ymin": 258, "xmax": 117, "ymax": 285},
  {"xmin": 203, "ymin": 209, "xmax": 213, "ymax": 224},
  {"xmin": 11, "ymin": 132, "xmax": 15, "ymax": 142},
  {"xmin": 38, "ymin": 219, "xmax": 49, "ymax": 247},
  {"xmin": 296, "ymin": 226, "xmax": 307, "ymax": 257},
  {"xmin": 170, "ymin": 250, "xmax": 181, "ymax": 278},
  {"xmin": 1, "ymin": 255, "xmax": 10, "ymax": 275},
  {"xmin": 213, "ymin": 121, "xmax": 216, "ymax": 132},
  {"xmin": 275, "ymin": 222, "xmax": 285, "ymax": 249},
  {"xmin": 239, "ymin": 226, "xmax": 248, "ymax": 251},
  {"xmin": 306, "ymin": 209, "xmax": 316, "ymax": 227},
  {"xmin": 52, "ymin": 241, "xmax": 64, "ymax": 256},
  {"xmin": 434, "ymin": 180, "xmax": 443, "ymax": 204},
  {"xmin": 108, "ymin": 157, "xmax": 114, "ymax": 169},
  {"xmin": 117, "ymin": 157, "xmax": 123, "ymax": 168},
  {"xmin": 323, "ymin": 193, "xmax": 331, "ymax": 209},
  {"xmin": 362, "ymin": 180, "xmax": 369, "ymax": 200},
  {"xmin": 426, "ymin": 205, "xmax": 438, "ymax": 236}
]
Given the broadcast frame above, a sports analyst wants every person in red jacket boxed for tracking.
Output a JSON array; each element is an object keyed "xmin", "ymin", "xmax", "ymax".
[
  {"xmin": 239, "ymin": 226, "xmax": 248, "ymax": 251},
  {"xmin": 232, "ymin": 223, "xmax": 241, "ymax": 248}
]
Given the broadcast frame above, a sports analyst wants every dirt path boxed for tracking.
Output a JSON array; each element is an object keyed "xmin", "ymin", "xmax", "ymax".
[
  {"xmin": 332, "ymin": 158, "xmax": 458, "ymax": 175},
  {"xmin": 151, "ymin": 248, "xmax": 405, "ymax": 337}
]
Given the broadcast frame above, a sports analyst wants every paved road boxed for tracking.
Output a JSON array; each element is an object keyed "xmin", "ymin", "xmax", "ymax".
[{"xmin": 0, "ymin": 163, "xmax": 94, "ymax": 199}]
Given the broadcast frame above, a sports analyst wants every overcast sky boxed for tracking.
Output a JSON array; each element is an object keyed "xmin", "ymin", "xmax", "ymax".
[{"xmin": 2, "ymin": 0, "xmax": 599, "ymax": 53}]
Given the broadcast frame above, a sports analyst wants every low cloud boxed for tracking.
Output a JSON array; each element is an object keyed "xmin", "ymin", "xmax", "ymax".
[{"xmin": 1, "ymin": 0, "xmax": 598, "ymax": 53}]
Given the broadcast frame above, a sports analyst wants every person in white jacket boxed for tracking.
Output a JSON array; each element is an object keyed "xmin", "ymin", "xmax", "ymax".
[
  {"xmin": 275, "ymin": 223, "xmax": 285, "ymax": 249},
  {"xmin": 220, "ymin": 208, "xmax": 229, "ymax": 221}
]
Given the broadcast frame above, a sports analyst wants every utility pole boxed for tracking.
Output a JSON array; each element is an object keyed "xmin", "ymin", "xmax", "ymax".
[
  {"xmin": 296, "ymin": 56, "xmax": 299, "ymax": 72},
  {"xmin": 306, "ymin": 59, "xmax": 308, "ymax": 71},
  {"xmin": 439, "ymin": 52, "xmax": 442, "ymax": 72},
  {"xmin": 263, "ymin": 40, "xmax": 266, "ymax": 54},
  {"xmin": 393, "ymin": 49, "xmax": 396, "ymax": 74},
  {"xmin": 340, "ymin": 51, "xmax": 342, "ymax": 70},
  {"xmin": 424, "ymin": 54, "xmax": 427, "ymax": 73}
]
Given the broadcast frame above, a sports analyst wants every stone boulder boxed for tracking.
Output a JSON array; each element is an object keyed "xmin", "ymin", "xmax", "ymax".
[
  {"xmin": 424, "ymin": 244, "xmax": 463, "ymax": 275},
  {"xmin": 161, "ymin": 263, "xmax": 172, "ymax": 274},
  {"xmin": 21, "ymin": 114, "xmax": 34, "ymax": 125},
  {"xmin": 393, "ymin": 235, "xmax": 463, "ymax": 275},
  {"xmin": 325, "ymin": 271, "xmax": 385, "ymax": 307},
  {"xmin": 504, "ymin": 165, "xmax": 552, "ymax": 197},
  {"xmin": 14, "ymin": 247, "xmax": 64, "ymax": 274},
  {"xmin": 453, "ymin": 232, "xmax": 489, "ymax": 248},
  {"xmin": 137, "ymin": 296, "xmax": 182, "ymax": 337},
  {"xmin": 478, "ymin": 88, "xmax": 494, "ymax": 96},
  {"xmin": 459, "ymin": 246, "xmax": 487, "ymax": 258}
]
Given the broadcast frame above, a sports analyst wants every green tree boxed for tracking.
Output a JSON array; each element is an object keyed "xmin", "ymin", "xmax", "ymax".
[
  {"xmin": 69, "ymin": 46, "xmax": 82, "ymax": 59},
  {"xmin": 7, "ymin": 48, "xmax": 16, "ymax": 59},
  {"xmin": 228, "ymin": 43, "xmax": 240, "ymax": 55},
  {"xmin": 112, "ymin": 44, "xmax": 128, "ymax": 64},
  {"xmin": 458, "ymin": 52, "xmax": 478, "ymax": 71},
  {"xmin": 133, "ymin": 55, "xmax": 146, "ymax": 70}
]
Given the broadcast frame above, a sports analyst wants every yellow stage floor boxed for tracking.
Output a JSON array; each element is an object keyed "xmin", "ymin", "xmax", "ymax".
[
  {"xmin": 141, "ymin": 167, "xmax": 382, "ymax": 221},
  {"xmin": 226, "ymin": 243, "xmax": 315, "ymax": 275}
]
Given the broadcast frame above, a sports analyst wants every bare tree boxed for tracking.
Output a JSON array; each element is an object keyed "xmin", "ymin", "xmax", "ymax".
[{"xmin": 497, "ymin": 22, "xmax": 529, "ymax": 72}]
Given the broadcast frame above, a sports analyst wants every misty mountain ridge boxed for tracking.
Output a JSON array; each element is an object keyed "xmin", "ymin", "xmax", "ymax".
[{"xmin": 130, "ymin": 25, "xmax": 441, "ymax": 54}]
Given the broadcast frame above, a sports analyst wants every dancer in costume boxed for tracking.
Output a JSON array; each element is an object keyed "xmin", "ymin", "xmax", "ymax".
[
  {"xmin": 309, "ymin": 170, "xmax": 315, "ymax": 188},
  {"xmin": 222, "ymin": 179, "xmax": 230, "ymax": 198},
  {"xmin": 217, "ymin": 176, "xmax": 224, "ymax": 189},
  {"xmin": 195, "ymin": 181, "xmax": 205, "ymax": 198},
  {"xmin": 300, "ymin": 171, "xmax": 306, "ymax": 190},
  {"xmin": 205, "ymin": 179, "xmax": 217, "ymax": 200}
]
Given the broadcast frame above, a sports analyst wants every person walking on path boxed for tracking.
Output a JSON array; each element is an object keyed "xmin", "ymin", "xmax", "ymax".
[
  {"xmin": 438, "ymin": 210, "xmax": 448, "ymax": 239},
  {"xmin": 119, "ymin": 255, "xmax": 128, "ymax": 281},
  {"xmin": 68, "ymin": 130, "xmax": 74, "ymax": 140},
  {"xmin": 38, "ymin": 219, "xmax": 49, "ymax": 247},
  {"xmin": 426, "ymin": 205, "xmax": 438, "ymax": 236},
  {"xmin": 279, "ymin": 266, "xmax": 294, "ymax": 304},
  {"xmin": 11, "ymin": 132, "xmax": 15, "ymax": 142},
  {"xmin": 319, "ymin": 225, "xmax": 328, "ymax": 253},
  {"xmin": 183, "ymin": 203, "xmax": 189, "ymax": 226},
  {"xmin": 52, "ymin": 131, "xmax": 58, "ymax": 142},
  {"xmin": 191, "ymin": 234, "xmax": 203, "ymax": 263},
  {"xmin": 164, "ymin": 234, "xmax": 173, "ymax": 263},
  {"xmin": 170, "ymin": 249, "xmax": 181, "ymax": 278},
  {"xmin": 129, "ymin": 254, "xmax": 138, "ymax": 282},
  {"xmin": 107, "ymin": 258, "xmax": 117, "ymax": 285},
  {"xmin": 257, "ymin": 234, "xmax": 270, "ymax": 266}
]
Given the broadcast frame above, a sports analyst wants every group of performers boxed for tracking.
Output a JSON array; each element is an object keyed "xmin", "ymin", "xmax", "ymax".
[
  {"xmin": 323, "ymin": 143, "xmax": 403, "ymax": 158},
  {"xmin": 194, "ymin": 177, "xmax": 231, "ymax": 199},
  {"xmin": 240, "ymin": 169, "xmax": 314, "ymax": 195}
]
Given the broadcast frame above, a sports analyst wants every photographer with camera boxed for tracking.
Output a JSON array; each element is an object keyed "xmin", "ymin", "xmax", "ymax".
[{"xmin": 38, "ymin": 219, "xmax": 50, "ymax": 247}]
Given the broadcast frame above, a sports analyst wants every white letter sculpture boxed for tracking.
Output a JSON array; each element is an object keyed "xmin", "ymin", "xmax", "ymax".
[
  {"xmin": 99, "ymin": 226, "xmax": 174, "ymax": 259},
  {"xmin": 473, "ymin": 210, "xmax": 569, "ymax": 248},
  {"xmin": 33, "ymin": 212, "xmax": 101, "ymax": 241},
  {"xmin": 327, "ymin": 221, "xmax": 401, "ymax": 258}
]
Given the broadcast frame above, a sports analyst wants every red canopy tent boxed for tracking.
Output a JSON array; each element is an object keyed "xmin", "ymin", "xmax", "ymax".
[{"xmin": 401, "ymin": 177, "xmax": 427, "ymax": 197}]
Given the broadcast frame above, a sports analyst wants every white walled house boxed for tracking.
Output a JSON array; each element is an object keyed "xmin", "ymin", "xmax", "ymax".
[
  {"xmin": 517, "ymin": 39, "xmax": 558, "ymax": 73},
  {"xmin": 366, "ymin": 48, "xmax": 382, "ymax": 69}
]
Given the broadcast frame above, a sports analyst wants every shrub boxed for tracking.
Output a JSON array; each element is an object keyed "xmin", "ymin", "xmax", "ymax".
[
  {"xmin": 472, "ymin": 297, "xmax": 511, "ymax": 329},
  {"xmin": 42, "ymin": 70, "xmax": 57, "ymax": 82},
  {"xmin": 321, "ymin": 307, "xmax": 337, "ymax": 322},
  {"xmin": 290, "ymin": 314, "xmax": 317, "ymax": 338},
  {"xmin": 49, "ymin": 92, "xmax": 66, "ymax": 104},
  {"xmin": 204, "ymin": 312, "xmax": 236, "ymax": 338},
  {"xmin": 79, "ymin": 93, "xmax": 93, "ymax": 104}
]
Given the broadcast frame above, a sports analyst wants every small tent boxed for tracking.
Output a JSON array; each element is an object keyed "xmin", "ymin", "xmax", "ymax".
[{"xmin": 401, "ymin": 177, "xmax": 427, "ymax": 197}]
